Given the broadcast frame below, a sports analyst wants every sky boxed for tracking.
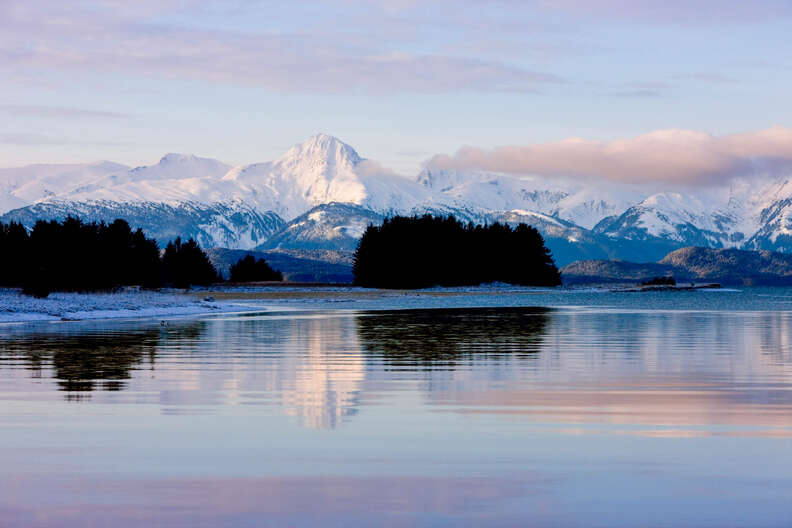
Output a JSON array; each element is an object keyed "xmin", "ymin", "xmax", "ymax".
[{"xmin": 2, "ymin": 0, "xmax": 792, "ymax": 181}]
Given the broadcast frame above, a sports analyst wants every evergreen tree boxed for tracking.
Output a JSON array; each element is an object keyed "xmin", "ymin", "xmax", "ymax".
[
  {"xmin": 0, "ymin": 221, "xmax": 30, "ymax": 287},
  {"xmin": 162, "ymin": 237, "xmax": 219, "ymax": 289},
  {"xmin": 229, "ymin": 254, "xmax": 283, "ymax": 282}
]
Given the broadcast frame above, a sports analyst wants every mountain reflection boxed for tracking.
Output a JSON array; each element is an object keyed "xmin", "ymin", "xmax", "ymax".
[{"xmin": 357, "ymin": 307, "xmax": 551, "ymax": 368}]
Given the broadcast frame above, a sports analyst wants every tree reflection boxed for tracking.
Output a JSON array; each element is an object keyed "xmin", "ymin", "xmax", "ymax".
[
  {"xmin": 0, "ymin": 327, "xmax": 162, "ymax": 399},
  {"xmin": 357, "ymin": 307, "xmax": 551, "ymax": 369}
]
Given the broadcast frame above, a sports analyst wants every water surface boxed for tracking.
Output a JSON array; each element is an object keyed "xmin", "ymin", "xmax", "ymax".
[{"xmin": 1, "ymin": 297, "xmax": 791, "ymax": 527}]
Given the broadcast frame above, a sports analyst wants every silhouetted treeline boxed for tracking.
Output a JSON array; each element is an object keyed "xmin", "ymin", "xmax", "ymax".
[
  {"xmin": 229, "ymin": 254, "xmax": 283, "ymax": 282},
  {"xmin": 353, "ymin": 215, "xmax": 561, "ymax": 288},
  {"xmin": 162, "ymin": 237, "xmax": 220, "ymax": 289},
  {"xmin": 0, "ymin": 218, "xmax": 220, "ymax": 296}
]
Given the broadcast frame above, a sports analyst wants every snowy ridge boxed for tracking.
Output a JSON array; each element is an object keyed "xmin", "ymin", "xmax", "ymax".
[
  {"xmin": 415, "ymin": 167, "xmax": 641, "ymax": 229},
  {"xmin": 1, "ymin": 199, "xmax": 284, "ymax": 250}
]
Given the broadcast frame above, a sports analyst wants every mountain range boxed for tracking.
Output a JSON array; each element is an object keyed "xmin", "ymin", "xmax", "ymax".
[{"xmin": 3, "ymin": 134, "xmax": 792, "ymax": 266}]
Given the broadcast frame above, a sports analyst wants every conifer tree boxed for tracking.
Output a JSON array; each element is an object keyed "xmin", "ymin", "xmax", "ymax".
[
  {"xmin": 162, "ymin": 237, "xmax": 219, "ymax": 288},
  {"xmin": 229, "ymin": 254, "xmax": 283, "ymax": 282}
]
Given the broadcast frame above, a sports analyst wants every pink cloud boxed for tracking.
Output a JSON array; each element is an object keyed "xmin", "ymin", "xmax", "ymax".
[{"xmin": 426, "ymin": 127, "xmax": 792, "ymax": 184}]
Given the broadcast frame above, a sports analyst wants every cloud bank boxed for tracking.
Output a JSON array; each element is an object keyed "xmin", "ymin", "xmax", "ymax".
[
  {"xmin": 426, "ymin": 127, "xmax": 792, "ymax": 184},
  {"xmin": 4, "ymin": 0, "xmax": 779, "ymax": 95},
  {"xmin": 0, "ymin": 0, "xmax": 564, "ymax": 94}
]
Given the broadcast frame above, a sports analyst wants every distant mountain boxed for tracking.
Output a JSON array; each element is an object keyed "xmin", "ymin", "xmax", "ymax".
[
  {"xmin": 0, "ymin": 161, "xmax": 127, "ymax": 213},
  {"xmin": 561, "ymin": 259, "xmax": 690, "ymax": 284},
  {"xmin": 591, "ymin": 180, "xmax": 792, "ymax": 255},
  {"xmin": 592, "ymin": 192, "xmax": 745, "ymax": 248},
  {"xmin": 5, "ymin": 134, "xmax": 792, "ymax": 267},
  {"xmin": 659, "ymin": 246, "xmax": 792, "ymax": 285},
  {"xmin": 562, "ymin": 246, "xmax": 792, "ymax": 285},
  {"xmin": 417, "ymin": 167, "xmax": 640, "ymax": 229}
]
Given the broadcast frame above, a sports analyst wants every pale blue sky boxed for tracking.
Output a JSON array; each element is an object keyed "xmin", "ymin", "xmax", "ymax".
[{"xmin": 1, "ymin": 0, "xmax": 791, "ymax": 177}]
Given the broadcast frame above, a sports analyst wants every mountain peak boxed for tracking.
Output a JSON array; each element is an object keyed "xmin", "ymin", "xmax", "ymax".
[
  {"xmin": 123, "ymin": 153, "xmax": 230, "ymax": 180},
  {"xmin": 159, "ymin": 153, "xmax": 200, "ymax": 164},
  {"xmin": 280, "ymin": 134, "xmax": 362, "ymax": 168}
]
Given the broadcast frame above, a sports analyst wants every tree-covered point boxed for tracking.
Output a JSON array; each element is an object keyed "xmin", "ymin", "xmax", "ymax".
[
  {"xmin": 0, "ymin": 217, "xmax": 219, "ymax": 296},
  {"xmin": 229, "ymin": 254, "xmax": 283, "ymax": 282},
  {"xmin": 353, "ymin": 215, "xmax": 561, "ymax": 289}
]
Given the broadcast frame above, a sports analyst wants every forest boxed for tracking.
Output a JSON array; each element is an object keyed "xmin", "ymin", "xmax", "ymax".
[
  {"xmin": 353, "ymin": 215, "xmax": 561, "ymax": 289},
  {"xmin": 0, "ymin": 217, "xmax": 281, "ymax": 296}
]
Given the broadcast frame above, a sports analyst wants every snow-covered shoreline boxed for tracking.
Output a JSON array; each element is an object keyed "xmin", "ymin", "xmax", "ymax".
[
  {"xmin": 0, "ymin": 284, "xmax": 555, "ymax": 324},
  {"xmin": 0, "ymin": 288, "xmax": 250, "ymax": 324}
]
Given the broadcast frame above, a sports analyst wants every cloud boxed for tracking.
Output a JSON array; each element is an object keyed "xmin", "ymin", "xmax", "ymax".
[
  {"xmin": 606, "ymin": 90, "xmax": 664, "ymax": 98},
  {"xmin": 673, "ymin": 73, "xmax": 739, "ymax": 84},
  {"xmin": 535, "ymin": 0, "xmax": 792, "ymax": 24},
  {"xmin": 0, "ymin": 0, "xmax": 563, "ymax": 94},
  {"xmin": 0, "ymin": 105, "xmax": 130, "ymax": 119},
  {"xmin": 0, "ymin": 133, "xmax": 125, "ymax": 146},
  {"xmin": 342, "ymin": 0, "xmax": 792, "ymax": 24},
  {"xmin": 425, "ymin": 127, "xmax": 792, "ymax": 184},
  {"xmin": 1, "ymin": 0, "xmax": 786, "ymax": 99}
]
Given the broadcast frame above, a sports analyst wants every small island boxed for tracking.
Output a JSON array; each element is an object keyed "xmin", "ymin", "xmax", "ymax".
[
  {"xmin": 641, "ymin": 276, "xmax": 676, "ymax": 286},
  {"xmin": 352, "ymin": 214, "xmax": 561, "ymax": 289},
  {"xmin": 620, "ymin": 275, "xmax": 721, "ymax": 292}
]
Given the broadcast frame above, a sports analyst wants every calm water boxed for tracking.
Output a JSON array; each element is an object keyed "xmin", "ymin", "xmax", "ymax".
[{"xmin": 1, "ymin": 292, "xmax": 792, "ymax": 527}]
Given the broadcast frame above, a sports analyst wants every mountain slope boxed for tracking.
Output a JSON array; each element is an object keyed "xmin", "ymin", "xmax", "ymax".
[
  {"xmin": 659, "ymin": 246, "xmax": 792, "ymax": 284},
  {"xmin": 1, "ymin": 200, "xmax": 284, "ymax": 249},
  {"xmin": 258, "ymin": 203, "xmax": 384, "ymax": 252},
  {"xmin": 0, "ymin": 161, "xmax": 128, "ymax": 214},
  {"xmin": 561, "ymin": 260, "xmax": 690, "ymax": 284},
  {"xmin": 562, "ymin": 246, "xmax": 792, "ymax": 285}
]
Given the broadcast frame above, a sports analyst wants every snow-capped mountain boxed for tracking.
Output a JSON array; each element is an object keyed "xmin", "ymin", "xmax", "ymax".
[
  {"xmin": 4, "ymin": 133, "xmax": 792, "ymax": 266},
  {"xmin": 416, "ymin": 167, "xmax": 639, "ymax": 229},
  {"xmin": 594, "ymin": 192, "xmax": 740, "ymax": 247},
  {"xmin": 0, "ymin": 161, "xmax": 128, "ymax": 212},
  {"xmin": 222, "ymin": 134, "xmax": 447, "ymax": 220},
  {"xmin": 591, "ymin": 176, "xmax": 792, "ymax": 255}
]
